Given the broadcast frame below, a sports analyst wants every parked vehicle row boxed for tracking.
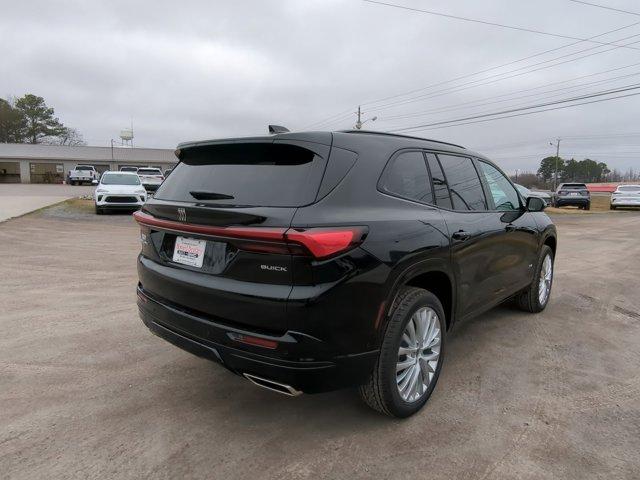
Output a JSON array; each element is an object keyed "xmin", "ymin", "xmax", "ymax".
[
  {"xmin": 133, "ymin": 130, "xmax": 557, "ymax": 418},
  {"xmin": 94, "ymin": 171, "xmax": 148, "ymax": 215},
  {"xmin": 91, "ymin": 166, "xmax": 167, "ymax": 214}
]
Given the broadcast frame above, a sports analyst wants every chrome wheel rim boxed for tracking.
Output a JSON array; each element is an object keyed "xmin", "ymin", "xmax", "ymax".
[
  {"xmin": 396, "ymin": 307, "xmax": 441, "ymax": 403},
  {"xmin": 538, "ymin": 254, "xmax": 553, "ymax": 306}
]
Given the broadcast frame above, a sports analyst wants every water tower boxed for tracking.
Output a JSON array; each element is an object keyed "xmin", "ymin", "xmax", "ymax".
[{"xmin": 119, "ymin": 128, "xmax": 134, "ymax": 147}]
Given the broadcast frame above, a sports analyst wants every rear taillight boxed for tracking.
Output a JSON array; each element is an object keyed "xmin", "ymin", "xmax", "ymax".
[
  {"xmin": 133, "ymin": 211, "xmax": 367, "ymax": 259},
  {"xmin": 285, "ymin": 227, "xmax": 367, "ymax": 259}
]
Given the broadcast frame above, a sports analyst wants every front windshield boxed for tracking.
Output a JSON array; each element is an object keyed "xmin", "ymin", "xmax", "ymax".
[{"xmin": 100, "ymin": 174, "xmax": 141, "ymax": 185}]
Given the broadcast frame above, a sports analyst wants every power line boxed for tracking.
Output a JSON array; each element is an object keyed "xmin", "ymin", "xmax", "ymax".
[
  {"xmin": 362, "ymin": 0, "xmax": 640, "ymax": 50},
  {"xmin": 379, "ymin": 69, "xmax": 640, "ymax": 122},
  {"xmin": 389, "ymin": 84, "xmax": 640, "ymax": 132},
  {"xmin": 304, "ymin": 17, "xmax": 640, "ymax": 129},
  {"xmin": 567, "ymin": 0, "xmax": 640, "ymax": 17},
  {"xmin": 367, "ymin": 33, "xmax": 640, "ymax": 113}
]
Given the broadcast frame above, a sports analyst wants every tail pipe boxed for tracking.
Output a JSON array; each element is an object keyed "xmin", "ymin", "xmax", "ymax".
[{"xmin": 243, "ymin": 373, "xmax": 303, "ymax": 397}]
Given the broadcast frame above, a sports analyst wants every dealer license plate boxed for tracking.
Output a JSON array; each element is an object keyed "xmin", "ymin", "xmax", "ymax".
[{"xmin": 172, "ymin": 236, "xmax": 206, "ymax": 268}]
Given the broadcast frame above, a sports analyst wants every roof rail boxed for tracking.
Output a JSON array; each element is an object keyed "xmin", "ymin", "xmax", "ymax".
[{"xmin": 337, "ymin": 130, "xmax": 465, "ymax": 149}]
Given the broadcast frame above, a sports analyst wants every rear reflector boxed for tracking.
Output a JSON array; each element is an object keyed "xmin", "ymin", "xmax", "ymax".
[
  {"xmin": 133, "ymin": 211, "xmax": 367, "ymax": 259},
  {"xmin": 228, "ymin": 333, "xmax": 278, "ymax": 350}
]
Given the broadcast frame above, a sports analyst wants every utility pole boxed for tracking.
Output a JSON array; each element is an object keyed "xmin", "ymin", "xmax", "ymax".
[
  {"xmin": 354, "ymin": 105, "xmax": 377, "ymax": 130},
  {"xmin": 550, "ymin": 138, "xmax": 561, "ymax": 190}
]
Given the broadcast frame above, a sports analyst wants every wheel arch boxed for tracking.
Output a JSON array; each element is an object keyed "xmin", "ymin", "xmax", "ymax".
[{"xmin": 382, "ymin": 260, "xmax": 456, "ymax": 337}]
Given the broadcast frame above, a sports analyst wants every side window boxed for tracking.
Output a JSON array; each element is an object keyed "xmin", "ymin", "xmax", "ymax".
[
  {"xmin": 478, "ymin": 161, "xmax": 521, "ymax": 211},
  {"xmin": 437, "ymin": 154, "xmax": 487, "ymax": 211},
  {"xmin": 380, "ymin": 151, "xmax": 433, "ymax": 203},
  {"xmin": 425, "ymin": 153, "xmax": 453, "ymax": 209}
]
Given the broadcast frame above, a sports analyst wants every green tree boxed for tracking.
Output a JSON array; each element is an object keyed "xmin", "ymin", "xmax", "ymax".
[
  {"xmin": 0, "ymin": 98, "xmax": 26, "ymax": 143},
  {"xmin": 14, "ymin": 94, "xmax": 65, "ymax": 144},
  {"xmin": 537, "ymin": 156, "xmax": 564, "ymax": 184}
]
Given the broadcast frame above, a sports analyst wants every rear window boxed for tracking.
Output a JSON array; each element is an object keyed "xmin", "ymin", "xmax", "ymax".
[
  {"xmin": 76, "ymin": 166, "xmax": 93, "ymax": 171},
  {"xmin": 138, "ymin": 168, "xmax": 162, "ymax": 175},
  {"xmin": 380, "ymin": 151, "xmax": 433, "ymax": 203},
  {"xmin": 155, "ymin": 143, "xmax": 325, "ymax": 207},
  {"xmin": 618, "ymin": 185, "xmax": 640, "ymax": 191},
  {"xmin": 562, "ymin": 184, "xmax": 587, "ymax": 189}
]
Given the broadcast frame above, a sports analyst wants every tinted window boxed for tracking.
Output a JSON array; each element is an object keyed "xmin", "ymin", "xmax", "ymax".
[
  {"xmin": 381, "ymin": 151, "xmax": 432, "ymax": 203},
  {"xmin": 437, "ymin": 154, "xmax": 487, "ymax": 211},
  {"xmin": 138, "ymin": 168, "xmax": 162, "ymax": 175},
  {"xmin": 155, "ymin": 143, "xmax": 323, "ymax": 207},
  {"xmin": 478, "ymin": 161, "xmax": 520, "ymax": 211},
  {"xmin": 425, "ymin": 154, "xmax": 453, "ymax": 209}
]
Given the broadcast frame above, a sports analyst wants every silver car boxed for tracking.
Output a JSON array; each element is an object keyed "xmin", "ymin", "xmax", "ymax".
[
  {"xmin": 515, "ymin": 184, "xmax": 552, "ymax": 206},
  {"xmin": 610, "ymin": 185, "xmax": 640, "ymax": 209}
]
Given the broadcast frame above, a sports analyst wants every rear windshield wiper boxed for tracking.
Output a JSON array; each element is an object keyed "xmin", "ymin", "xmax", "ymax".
[{"xmin": 189, "ymin": 190, "xmax": 235, "ymax": 200}]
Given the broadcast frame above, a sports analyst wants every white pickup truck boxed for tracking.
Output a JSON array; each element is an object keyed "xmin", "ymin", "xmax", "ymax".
[{"xmin": 68, "ymin": 165, "xmax": 100, "ymax": 185}]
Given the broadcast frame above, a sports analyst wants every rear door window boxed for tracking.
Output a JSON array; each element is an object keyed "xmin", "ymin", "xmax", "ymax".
[
  {"xmin": 155, "ymin": 143, "xmax": 326, "ymax": 207},
  {"xmin": 425, "ymin": 153, "xmax": 453, "ymax": 209},
  {"xmin": 380, "ymin": 151, "xmax": 433, "ymax": 203},
  {"xmin": 437, "ymin": 154, "xmax": 487, "ymax": 211}
]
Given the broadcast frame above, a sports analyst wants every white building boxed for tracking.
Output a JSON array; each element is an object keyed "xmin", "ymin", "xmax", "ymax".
[{"xmin": 0, "ymin": 143, "xmax": 177, "ymax": 183}]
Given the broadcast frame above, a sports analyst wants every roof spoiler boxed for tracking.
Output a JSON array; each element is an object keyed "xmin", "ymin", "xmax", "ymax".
[{"xmin": 268, "ymin": 125, "xmax": 290, "ymax": 134}]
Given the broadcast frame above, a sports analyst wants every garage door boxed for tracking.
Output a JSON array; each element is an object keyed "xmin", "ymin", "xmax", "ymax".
[
  {"xmin": 30, "ymin": 163, "xmax": 64, "ymax": 184},
  {"xmin": 0, "ymin": 162, "xmax": 20, "ymax": 183},
  {"xmin": 94, "ymin": 164, "xmax": 111, "ymax": 176}
]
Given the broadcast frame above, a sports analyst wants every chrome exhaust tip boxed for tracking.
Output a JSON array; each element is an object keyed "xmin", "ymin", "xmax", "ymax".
[{"xmin": 243, "ymin": 373, "xmax": 303, "ymax": 397}]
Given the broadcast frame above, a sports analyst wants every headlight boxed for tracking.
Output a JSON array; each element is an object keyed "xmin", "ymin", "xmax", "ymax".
[{"xmin": 96, "ymin": 189, "xmax": 107, "ymax": 193}]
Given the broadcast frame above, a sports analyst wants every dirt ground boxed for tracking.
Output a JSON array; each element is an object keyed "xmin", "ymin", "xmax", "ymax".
[{"xmin": 1, "ymin": 202, "xmax": 639, "ymax": 479}]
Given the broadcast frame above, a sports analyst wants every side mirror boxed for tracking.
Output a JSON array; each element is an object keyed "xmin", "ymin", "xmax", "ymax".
[{"xmin": 527, "ymin": 196, "xmax": 545, "ymax": 212}]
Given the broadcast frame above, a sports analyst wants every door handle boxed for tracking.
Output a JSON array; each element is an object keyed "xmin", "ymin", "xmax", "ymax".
[{"xmin": 452, "ymin": 230, "xmax": 470, "ymax": 241}]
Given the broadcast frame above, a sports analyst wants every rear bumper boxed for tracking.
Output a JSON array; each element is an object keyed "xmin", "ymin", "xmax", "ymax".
[
  {"xmin": 611, "ymin": 198, "xmax": 640, "ymax": 207},
  {"xmin": 137, "ymin": 285, "xmax": 379, "ymax": 393},
  {"xmin": 555, "ymin": 196, "xmax": 589, "ymax": 206},
  {"xmin": 142, "ymin": 183, "xmax": 161, "ymax": 192}
]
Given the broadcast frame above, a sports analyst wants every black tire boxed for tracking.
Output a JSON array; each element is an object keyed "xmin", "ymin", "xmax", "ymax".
[
  {"xmin": 359, "ymin": 287, "xmax": 446, "ymax": 418},
  {"xmin": 515, "ymin": 245, "xmax": 554, "ymax": 313},
  {"xmin": 584, "ymin": 202, "xmax": 591, "ymax": 211},
  {"xmin": 95, "ymin": 205, "xmax": 103, "ymax": 215},
  {"xmin": 610, "ymin": 204, "xmax": 616, "ymax": 210}
]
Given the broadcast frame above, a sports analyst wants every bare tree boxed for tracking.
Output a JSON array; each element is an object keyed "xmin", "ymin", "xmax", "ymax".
[{"xmin": 47, "ymin": 127, "xmax": 87, "ymax": 146}]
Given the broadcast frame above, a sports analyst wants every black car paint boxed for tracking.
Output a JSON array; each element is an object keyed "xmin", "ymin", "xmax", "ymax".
[{"xmin": 136, "ymin": 130, "xmax": 556, "ymax": 393}]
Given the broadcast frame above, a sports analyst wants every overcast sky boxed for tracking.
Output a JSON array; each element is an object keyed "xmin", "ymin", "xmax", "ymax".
[{"xmin": 3, "ymin": 0, "xmax": 640, "ymax": 173}]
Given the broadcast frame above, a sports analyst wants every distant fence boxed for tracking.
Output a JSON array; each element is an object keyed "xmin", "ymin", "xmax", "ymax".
[{"xmin": 587, "ymin": 183, "xmax": 617, "ymax": 193}]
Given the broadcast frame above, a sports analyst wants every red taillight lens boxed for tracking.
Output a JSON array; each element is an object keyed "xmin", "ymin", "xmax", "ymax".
[
  {"xmin": 133, "ymin": 211, "xmax": 367, "ymax": 259},
  {"xmin": 285, "ymin": 227, "xmax": 367, "ymax": 259}
]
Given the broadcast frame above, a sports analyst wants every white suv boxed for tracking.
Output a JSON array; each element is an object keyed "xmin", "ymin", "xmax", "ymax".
[{"xmin": 94, "ymin": 171, "xmax": 148, "ymax": 214}]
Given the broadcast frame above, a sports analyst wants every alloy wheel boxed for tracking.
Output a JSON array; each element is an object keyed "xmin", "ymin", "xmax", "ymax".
[
  {"xmin": 538, "ymin": 254, "xmax": 553, "ymax": 306},
  {"xmin": 396, "ymin": 307, "xmax": 441, "ymax": 403}
]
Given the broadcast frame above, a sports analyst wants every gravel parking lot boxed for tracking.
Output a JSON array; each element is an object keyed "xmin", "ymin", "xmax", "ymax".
[{"xmin": 1, "ymin": 202, "xmax": 639, "ymax": 479}]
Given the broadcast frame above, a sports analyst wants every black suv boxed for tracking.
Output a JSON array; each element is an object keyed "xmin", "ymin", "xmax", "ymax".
[
  {"xmin": 554, "ymin": 182, "xmax": 591, "ymax": 209},
  {"xmin": 135, "ymin": 131, "xmax": 557, "ymax": 417}
]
